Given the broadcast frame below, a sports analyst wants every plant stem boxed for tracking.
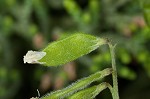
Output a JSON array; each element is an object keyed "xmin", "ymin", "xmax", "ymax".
[{"xmin": 108, "ymin": 43, "xmax": 119, "ymax": 99}]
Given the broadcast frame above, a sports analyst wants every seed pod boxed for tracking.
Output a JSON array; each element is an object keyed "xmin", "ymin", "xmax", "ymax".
[
  {"xmin": 39, "ymin": 33, "xmax": 107, "ymax": 66},
  {"xmin": 24, "ymin": 33, "xmax": 107, "ymax": 66}
]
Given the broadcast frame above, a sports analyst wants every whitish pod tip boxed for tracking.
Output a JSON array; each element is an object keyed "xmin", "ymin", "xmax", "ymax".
[{"xmin": 23, "ymin": 50, "xmax": 46, "ymax": 64}]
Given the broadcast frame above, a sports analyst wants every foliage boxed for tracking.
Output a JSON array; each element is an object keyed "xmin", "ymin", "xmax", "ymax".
[
  {"xmin": 0, "ymin": 0, "xmax": 150, "ymax": 99},
  {"xmin": 24, "ymin": 33, "xmax": 118, "ymax": 99},
  {"xmin": 41, "ymin": 68, "xmax": 112, "ymax": 99},
  {"xmin": 68, "ymin": 82, "xmax": 111, "ymax": 99}
]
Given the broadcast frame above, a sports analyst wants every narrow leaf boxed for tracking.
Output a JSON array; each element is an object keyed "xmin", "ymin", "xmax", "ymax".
[
  {"xmin": 68, "ymin": 82, "xmax": 109, "ymax": 99},
  {"xmin": 40, "ymin": 68, "xmax": 112, "ymax": 99}
]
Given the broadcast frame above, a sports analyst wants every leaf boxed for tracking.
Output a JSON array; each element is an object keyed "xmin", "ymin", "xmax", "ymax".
[
  {"xmin": 39, "ymin": 33, "xmax": 106, "ymax": 66},
  {"xmin": 68, "ymin": 82, "xmax": 109, "ymax": 99},
  {"xmin": 40, "ymin": 68, "xmax": 112, "ymax": 99}
]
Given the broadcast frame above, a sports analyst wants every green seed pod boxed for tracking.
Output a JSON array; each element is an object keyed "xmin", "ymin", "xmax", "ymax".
[{"xmin": 39, "ymin": 33, "xmax": 106, "ymax": 66}]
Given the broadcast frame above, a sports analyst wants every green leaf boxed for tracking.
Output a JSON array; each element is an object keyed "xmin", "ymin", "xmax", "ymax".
[
  {"xmin": 39, "ymin": 33, "xmax": 106, "ymax": 66},
  {"xmin": 68, "ymin": 82, "xmax": 109, "ymax": 99},
  {"xmin": 40, "ymin": 68, "xmax": 112, "ymax": 99}
]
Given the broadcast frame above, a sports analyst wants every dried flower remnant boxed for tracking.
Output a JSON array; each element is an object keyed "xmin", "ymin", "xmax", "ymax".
[{"xmin": 23, "ymin": 50, "xmax": 46, "ymax": 64}]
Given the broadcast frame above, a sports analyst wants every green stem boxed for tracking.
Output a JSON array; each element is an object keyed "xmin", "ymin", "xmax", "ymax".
[{"xmin": 108, "ymin": 43, "xmax": 119, "ymax": 99}]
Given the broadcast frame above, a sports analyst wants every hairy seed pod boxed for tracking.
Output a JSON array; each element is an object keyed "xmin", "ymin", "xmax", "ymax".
[
  {"xmin": 39, "ymin": 33, "xmax": 106, "ymax": 66},
  {"xmin": 24, "ymin": 33, "xmax": 107, "ymax": 66}
]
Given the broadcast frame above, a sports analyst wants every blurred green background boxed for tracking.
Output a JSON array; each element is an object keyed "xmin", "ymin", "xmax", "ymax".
[{"xmin": 0, "ymin": 0, "xmax": 150, "ymax": 99}]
